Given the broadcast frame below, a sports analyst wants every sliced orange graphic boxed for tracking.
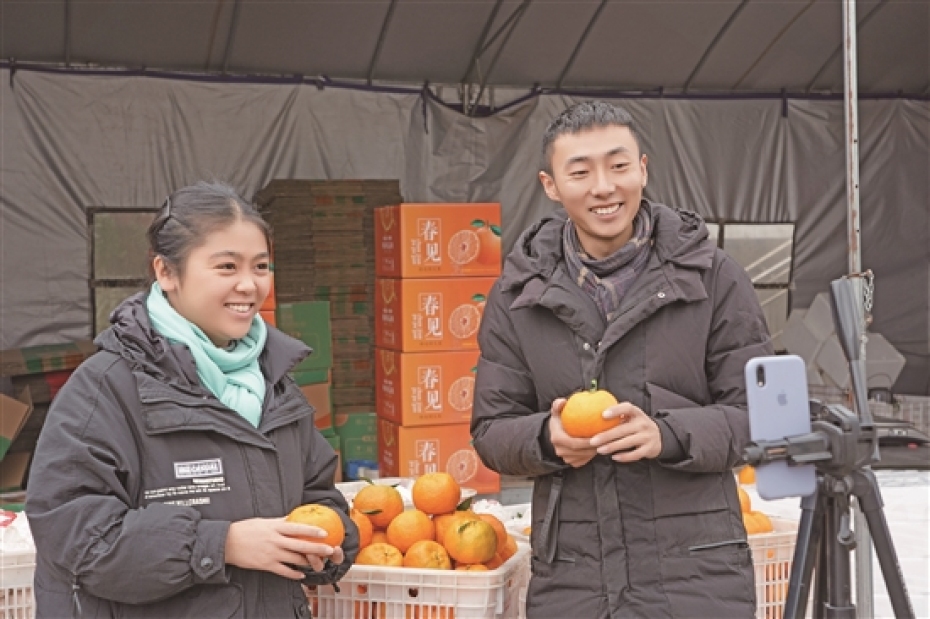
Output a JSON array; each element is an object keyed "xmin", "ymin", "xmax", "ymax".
[
  {"xmin": 448, "ymin": 304, "xmax": 481, "ymax": 339},
  {"xmin": 447, "ymin": 229, "xmax": 480, "ymax": 266},
  {"xmin": 447, "ymin": 376, "xmax": 475, "ymax": 412},
  {"xmin": 446, "ymin": 449, "xmax": 479, "ymax": 484}
]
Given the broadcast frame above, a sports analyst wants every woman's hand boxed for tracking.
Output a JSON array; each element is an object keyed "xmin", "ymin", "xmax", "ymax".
[
  {"xmin": 225, "ymin": 518, "xmax": 345, "ymax": 580},
  {"xmin": 548, "ymin": 397, "xmax": 599, "ymax": 468},
  {"xmin": 589, "ymin": 403, "xmax": 662, "ymax": 462}
]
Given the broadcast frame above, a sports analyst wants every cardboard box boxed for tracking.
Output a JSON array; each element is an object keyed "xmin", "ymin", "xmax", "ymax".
[
  {"xmin": 292, "ymin": 368, "xmax": 331, "ymax": 386},
  {"xmin": 375, "ymin": 203, "xmax": 502, "ymax": 278},
  {"xmin": 0, "ymin": 340, "xmax": 97, "ymax": 377},
  {"xmin": 378, "ymin": 419, "xmax": 500, "ymax": 495},
  {"xmin": 0, "ymin": 388, "xmax": 33, "ymax": 461},
  {"xmin": 0, "ymin": 451, "xmax": 32, "ymax": 492},
  {"xmin": 334, "ymin": 412, "xmax": 378, "ymax": 463},
  {"xmin": 323, "ymin": 431, "xmax": 342, "ymax": 484},
  {"xmin": 375, "ymin": 277, "xmax": 496, "ymax": 352},
  {"xmin": 301, "ymin": 381, "xmax": 333, "ymax": 433},
  {"xmin": 376, "ymin": 348, "xmax": 478, "ymax": 426},
  {"xmin": 276, "ymin": 302, "xmax": 333, "ymax": 371}
]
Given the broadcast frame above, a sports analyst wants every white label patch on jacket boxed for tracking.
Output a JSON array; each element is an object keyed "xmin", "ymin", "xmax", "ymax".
[{"xmin": 174, "ymin": 458, "xmax": 224, "ymax": 479}]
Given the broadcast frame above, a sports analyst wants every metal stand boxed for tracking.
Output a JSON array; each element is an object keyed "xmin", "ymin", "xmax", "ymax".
[{"xmin": 746, "ymin": 402, "xmax": 915, "ymax": 618}]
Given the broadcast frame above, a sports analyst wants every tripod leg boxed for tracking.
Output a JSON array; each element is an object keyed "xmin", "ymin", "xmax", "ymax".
[
  {"xmin": 821, "ymin": 492, "xmax": 856, "ymax": 617},
  {"xmin": 851, "ymin": 469, "xmax": 915, "ymax": 619},
  {"xmin": 785, "ymin": 489, "xmax": 821, "ymax": 619}
]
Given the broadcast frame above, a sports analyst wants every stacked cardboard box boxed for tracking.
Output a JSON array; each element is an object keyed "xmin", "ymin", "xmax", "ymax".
[
  {"xmin": 0, "ymin": 340, "xmax": 98, "ymax": 491},
  {"xmin": 373, "ymin": 203, "xmax": 503, "ymax": 494},
  {"xmin": 256, "ymin": 180, "xmax": 402, "ymax": 419}
]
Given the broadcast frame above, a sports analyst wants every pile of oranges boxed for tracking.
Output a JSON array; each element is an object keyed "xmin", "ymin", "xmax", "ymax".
[
  {"xmin": 349, "ymin": 472, "xmax": 519, "ymax": 571},
  {"xmin": 737, "ymin": 469, "xmax": 774, "ymax": 535}
]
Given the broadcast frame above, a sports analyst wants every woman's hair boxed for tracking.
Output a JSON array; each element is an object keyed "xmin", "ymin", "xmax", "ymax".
[{"xmin": 147, "ymin": 181, "xmax": 271, "ymax": 280}]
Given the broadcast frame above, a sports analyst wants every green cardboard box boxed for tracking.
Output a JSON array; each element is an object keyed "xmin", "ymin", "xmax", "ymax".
[
  {"xmin": 334, "ymin": 412, "xmax": 378, "ymax": 463},
  {"xmin": 291, "ymin": 368, "xmax": 331, "ymax": 386},
  {"xmin": 276, "ymin": 302, "xmax": 333, "ymax": 371}
]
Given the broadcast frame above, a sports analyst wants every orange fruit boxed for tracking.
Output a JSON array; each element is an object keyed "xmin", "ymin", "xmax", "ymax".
[
  {"xmin": 455, "ymin": 564, "xmax": 488, "ymax": 571},
  {"xmin": 403, "ymin": 540, "xmax": 452, "ymax": 570},
  {"xmin": 448, "ymin": 229, "xmax": 480, "ymax": 265},
  {"xmin": 350, "ymin": 508, "xmax": 374, "ymax": 550},
  {"xmin": 285, "ymin": 504, "xmax": 345, "ymax": 548},
  {"xmin": 476, "ymin": 513, "xmax": 507, "ymax": 550},
  {"xmin": 738, "ymin": 465, "xmax": 756, "ymax": 485},
  {"xmin": 434, "ymin": 510, "xmax": 479, "ymax": 546},
  {"xmin": 448, "ymin": 304, "xmax": 481, "ymax": 339},
  {"xmin": 447, "ymin": 375, "xmax": 475, "ymax": 412},
  {"xmin": 743, "ymin": 510, "xmax": 774, "ymax": 535},
  {"xmin": 483, "ymin": 553, "xmax": 504, "ymax": 570},
  {"xmin": 498, "ymin": 534, "xmax": 518, "ymax": 562},
  {"xmin": 353, "ymin": 483, "xmax": 405, "ymax": 529},
  {"xmin": 412, "ymin": 472, "xmax": 462, "ymax": 516},
  {"xmin": 371, "ymin": 530, "xmax": 389, "ymax": 545},
  {"xmin": 444, "ymin": 518, "xmax": 498, "ymax": 565},
  {"xmin": 737, "ymin": 486, "xmax": 751, "ymax": 514},
  {"xmin": 561, "ymin": 384, "xmax": 621, "ymax": 439},
  {"xmin": 445, "ymin": 449, "xmax": 479, "ymax": 484},
  {"xmin": 474, "ymin": 223, "xmax": 501, "ymax": 266},
  {"xmin": 386, "ymin": 508, "xmax": 435, "ymax": 553},
  {"xmin": 356, "ymin": 542, "xmax": 404, "ymax": 567}
]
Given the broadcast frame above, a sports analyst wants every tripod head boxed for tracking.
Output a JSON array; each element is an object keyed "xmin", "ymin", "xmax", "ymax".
[{"xmin": 743, "ymin": 273, "xmax": 879, "ymax": 480}]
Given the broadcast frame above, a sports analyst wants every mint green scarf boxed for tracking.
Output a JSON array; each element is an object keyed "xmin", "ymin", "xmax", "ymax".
[{"xmin": 146, "ymin": 283, "xmax": 268, "ymax": 427}]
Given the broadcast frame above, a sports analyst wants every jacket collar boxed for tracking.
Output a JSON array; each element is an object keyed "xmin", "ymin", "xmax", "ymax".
[{"xmin": 502, "ymin": 201, "xmax": 714, "ymax": 312}]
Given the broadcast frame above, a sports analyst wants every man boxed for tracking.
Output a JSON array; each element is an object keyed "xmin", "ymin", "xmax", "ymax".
[{"xmin": 471, "ymin": 100, "xmax": 773, "ymax": 618}]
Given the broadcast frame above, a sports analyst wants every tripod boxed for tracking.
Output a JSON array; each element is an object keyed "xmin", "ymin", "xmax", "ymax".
[
  {"xmin": 750, "ymin": 402, "xmax": 915, "ymax": 618},
  {"xmin": 745, "ymin": 276, "xmax": 915, "ymax": 618}
]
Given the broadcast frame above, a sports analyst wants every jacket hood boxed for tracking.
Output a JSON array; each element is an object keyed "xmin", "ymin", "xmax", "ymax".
[
  {"xmin": 499, "ymin": 200, "xmax": 714, "ymax": 292},
  {"xmin": 96, "ymin": 291, "xmax": 309, "ymax": 387}
]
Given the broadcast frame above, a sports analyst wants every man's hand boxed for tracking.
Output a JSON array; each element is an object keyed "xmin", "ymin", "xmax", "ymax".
[
  {"xmin": 589, "ymin": 403, "xmax": 662, "ymax": 462},
  {"xmin": 226, "ymin": 517, "xmax": 344, "ymax": 580},
  {"xmin": 548, "ymin": 397, "xmax": 599, "ymax": 468}
]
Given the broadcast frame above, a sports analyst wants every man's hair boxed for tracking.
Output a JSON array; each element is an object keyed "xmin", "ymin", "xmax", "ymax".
[{"xmin": 541, "ymin": 100, "xmax": 644, "ymax": 173}]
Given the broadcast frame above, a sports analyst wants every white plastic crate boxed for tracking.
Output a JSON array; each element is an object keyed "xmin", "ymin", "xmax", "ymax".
[
  {"xmin": 307, "ymin": 542, "xmax": 530, "ymax": 618},
  {"xmin": 748, "ymin": 517, "xmax": 799, "ymax": 619},
  {"xmin": 0, "ymin": 549, "xmax": 35, "ymax": 619}
]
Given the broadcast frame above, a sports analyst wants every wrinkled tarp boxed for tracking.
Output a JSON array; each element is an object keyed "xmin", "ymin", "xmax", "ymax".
[{"xmin": 1, "ymin": 69, "xmax": 927, "ymax": 393}]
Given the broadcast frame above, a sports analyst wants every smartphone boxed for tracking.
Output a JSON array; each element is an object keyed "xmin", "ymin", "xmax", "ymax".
[{"xmin": 744, "ymin": 355, "xmax": 817, "ymax": 500}]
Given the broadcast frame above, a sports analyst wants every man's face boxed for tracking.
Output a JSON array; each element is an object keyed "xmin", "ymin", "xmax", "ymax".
[{"xmin": 539, "ymin": 124, "xmax": 648, "ymax": 259}]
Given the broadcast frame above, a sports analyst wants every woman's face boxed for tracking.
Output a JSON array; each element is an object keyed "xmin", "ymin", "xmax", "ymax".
[{"xmin": 155, "ymin": 220, "xmax": 271, "ymax": 347}]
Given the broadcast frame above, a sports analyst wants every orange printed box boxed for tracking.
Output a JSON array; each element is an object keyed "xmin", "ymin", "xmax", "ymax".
[
  {"xmin": 375, "ymin": 348, "xmax": 478, "ymax": 427},
  {"xmin": 375, "ymin": 203, "xmax": 502, "ymax": 278},
  {"xmin": 259, "ymin": 310, "xmax": 277, "ymax": 328},
  {"xmin": 375, "ymin": 277, "xmax": 496, "ymax": 352},
  {"xmin": 300, "ymin": 381, "xmax": 333, "ymax": 433},
  {"xmin": 377, "ymin": 419, "xmax": 500, "ymax": 495}
]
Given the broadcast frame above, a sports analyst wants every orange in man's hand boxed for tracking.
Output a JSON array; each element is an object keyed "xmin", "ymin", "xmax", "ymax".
[
  {"xmin": 285, "ymin": 504, "xmax": 345, "ymax": 548},
  {"xmin": 412, "ymin": 472, "xmax": 462, "ymax": 515},
  {"xmin": 560, "ymin": 380, "xmax": 621, "ymax": 439}
]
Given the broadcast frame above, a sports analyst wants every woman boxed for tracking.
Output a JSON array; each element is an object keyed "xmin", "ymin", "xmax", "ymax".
[{"xmin": 26, "ymin": 181, "xmax": 358, "ymax": 618}]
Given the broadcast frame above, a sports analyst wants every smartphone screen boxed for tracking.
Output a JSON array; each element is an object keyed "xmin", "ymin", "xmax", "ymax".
[{"xmin": 744, "ymin": 355, "xmax": 817, "ymax": 500}]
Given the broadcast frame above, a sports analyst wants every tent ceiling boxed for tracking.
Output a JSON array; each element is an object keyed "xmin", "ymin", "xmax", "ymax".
[{"xmin": 3, "ymin": 0, "xmax": 928, "ymax": 96}]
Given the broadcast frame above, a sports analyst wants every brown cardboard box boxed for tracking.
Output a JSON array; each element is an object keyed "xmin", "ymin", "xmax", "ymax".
[
  {"xmin": 0, "ymin": 388, "xmax": 33, "ymax": 461},
  {"xmin": 300, "ymin": 382, "xmax": 333, "ymax": 433}
]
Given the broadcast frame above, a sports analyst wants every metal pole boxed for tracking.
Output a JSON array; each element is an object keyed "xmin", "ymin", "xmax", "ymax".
[{"xmin": 842, "ymin": 0, "xmax": 873, "ymax": 615}]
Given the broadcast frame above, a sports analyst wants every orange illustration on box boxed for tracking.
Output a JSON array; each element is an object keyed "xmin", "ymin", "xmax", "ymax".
[
  {"xmin": 377, "ymin": 418, "xmax": 500, "ymax": 495},
  {"xmin": 375, "ymin": 204, "xmax": 502, "ymax": 278},
  {"xmin": 376, "ymin": 348, "xmax": 478, "ymax": 427},
  {"xmin": 375, "ymin": 277, "xmax": 496, "ymax": 352}
]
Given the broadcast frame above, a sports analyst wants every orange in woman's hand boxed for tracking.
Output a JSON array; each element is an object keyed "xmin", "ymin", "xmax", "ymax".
[
  {"xmin": 561, "ymin": 380, "xmax": 621, "ymax": 439},
  {"xmin": 285, "ymin": 504, "xmax": 345, "ymax": 547}
]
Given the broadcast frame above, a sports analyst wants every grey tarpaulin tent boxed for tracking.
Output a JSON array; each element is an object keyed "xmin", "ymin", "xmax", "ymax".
[{"xmin": 1, "ymin": 1, "xmax": 928, "ymax": 393}]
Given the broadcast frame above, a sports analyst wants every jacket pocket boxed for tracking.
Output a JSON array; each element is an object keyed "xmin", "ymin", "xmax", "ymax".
[
  {"xmin": 645, "ymin": 381, "xmax": 704, "ymax": 416},
  {"xmin": 115, "ymin": 583, "xmax": 244, "ymax": 619}
]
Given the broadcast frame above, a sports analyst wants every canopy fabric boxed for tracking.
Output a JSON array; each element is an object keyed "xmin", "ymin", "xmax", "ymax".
[
  {"xmin": 2, "ymin": 0, "xmax": 927, "ymax": 97},
  {"xmin": 1, "ymin": 68, "xmax": 927, "ymax": 393}
]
